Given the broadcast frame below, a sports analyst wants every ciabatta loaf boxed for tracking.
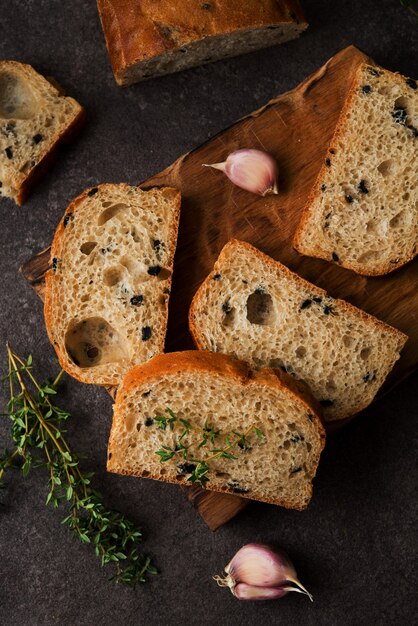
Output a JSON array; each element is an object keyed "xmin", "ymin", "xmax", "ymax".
[
  {"xmin": 189, "ymin": 240, "xmax": 407, "ymax": 422},
  {"xmin": 107, "ymin": 351, "xmax": 325, "ymax": 510},
  {"xmin": 293, "ymin": 62, "xmax": 418, "ymax": 275},
  {"xmin": 0, "ymin": 61, "xmax": 84, "ymax": 204},
  {"xmin": 45, "ymin": 184, "xmax": 180, "ymax": 386},
  {"xmin": 97, "ymin": 0, "xmax": 307, "ymax": 86}
]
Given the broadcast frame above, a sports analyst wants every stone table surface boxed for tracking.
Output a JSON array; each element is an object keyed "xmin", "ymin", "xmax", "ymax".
[{"xmin": 0, "ymin": 1, "xmax": 417, "ymax": 625}]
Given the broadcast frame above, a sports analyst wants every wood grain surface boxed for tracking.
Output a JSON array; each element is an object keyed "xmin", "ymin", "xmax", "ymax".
[{"xmin": 21, "ymin": 46, "xmax": 417, "ymax": 531}]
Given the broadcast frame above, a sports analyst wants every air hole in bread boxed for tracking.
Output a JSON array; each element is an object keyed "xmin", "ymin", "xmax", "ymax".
[
  {"xmin": 80, "ymin": 241, "xmax": 97, "ymax": 255},
  {"xmin": 389, "ymin": 210, "xmax": 407, "ymax": 228},
  {"xmin": 246, "ymin": 292, "xmax": 275, "ymax": 325},
  {"xmin": 222, "ymin": 307, "xmax": 236, "ymax": 327},
  {"xmin": 377, "ymin": 159, "xmax": 394, "ymax": 177},
  {"xmin": 98, "ymin": 203, "xmax": 128, "ymax": 226},
  {"xmin": 357, "ymin": 250, "xmax": 384, "ymax": 264},
  {"xmin": 377, "ymin": 85, "xmax": 393, "ymax": 96},
  {"xmin": 360, "ymin": 347, "xmax": 371, "ymax": 360},
  {"xmin": 366, "ymin": 220, "xmax": 377, "ymax": 233},
  {"xmin": 0, "ymin": 71, "xmax": 38, "ymax": 119},
  {"xmin": 295, "ymin": 346, "xmax": 306, "ymax": 358},
  {"xmin": 342, "ymin": 334, "xmax": 354, "ymax": 348},
  {"xmin": 130, "ymin": 228, "xmax": 142, "ymax": 243},
  {"xmin": 103, "ymin": 265, "xmax": 125, "ymax": 287},
  {"xmin": 394, "ymin": 96, "xmax": 408, "ymax": 112},
  {"xmin": 64, "ymin": 317, "xmax": 128, "ymax": 369}
]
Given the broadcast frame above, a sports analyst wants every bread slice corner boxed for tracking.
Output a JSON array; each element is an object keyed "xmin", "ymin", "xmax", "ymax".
[
  {"xmin": 107, "ymin": 350, "xmax": 325, "ymax": 510},
  {"xmin": 0, "ymin": 60, "xmax": 85, "ymax": 205},
  {"xmin": 44, "ymin": 184, "xmax": 181, "ymax": 386}
]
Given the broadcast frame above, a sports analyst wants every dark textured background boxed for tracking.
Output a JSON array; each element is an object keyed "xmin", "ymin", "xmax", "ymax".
[{"xmin": 0, "ymin": 1, "xmax": 417, "ymax": 625}]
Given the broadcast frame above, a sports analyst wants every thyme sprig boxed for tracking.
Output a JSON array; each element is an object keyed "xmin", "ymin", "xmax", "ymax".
[
  {"xmin": 154, "ymin": 408, "xmax": 265, "ymax": 487},
  {"xmin": 0, "ymin": 346, "xmax": 156, "ymax": 586}
]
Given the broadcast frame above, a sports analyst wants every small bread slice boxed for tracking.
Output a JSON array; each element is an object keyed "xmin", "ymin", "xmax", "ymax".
[
  {"xmin": 189, "ymin": 240, "xmax": 407, "ymax": 422},
  {"xmin": 0, "ymin": 60, "xmax": 84, "ymax": 205},
  {"xmin": 293, "ymin": 62, "xmax": 418, "ymax": 275},
  {"xmin": 107, "ymin": 351, "xmax": 325, "ymax": 510},
  {"xmin": 45, "ymin": 184, "xmax": 181, "ymax": 386}
]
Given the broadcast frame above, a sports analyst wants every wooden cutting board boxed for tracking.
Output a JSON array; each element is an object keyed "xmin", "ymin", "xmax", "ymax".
[{"xmin": 21, "ymin": 46, "xmax": 418, "ymax": 530}]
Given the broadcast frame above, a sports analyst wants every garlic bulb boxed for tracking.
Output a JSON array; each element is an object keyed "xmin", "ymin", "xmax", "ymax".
[
  {"xmin": 213, "ymin": 543, "xmax": 313, "ymax": 602},
  {"xmin": 203, "ymin": 149, "xmax": 279, "ymax": 196}
]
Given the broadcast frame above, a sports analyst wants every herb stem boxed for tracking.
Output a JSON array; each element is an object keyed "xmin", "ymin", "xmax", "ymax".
[{"xmin": 1, "ymin": 346, "xmax": 156, "ymax": 585}]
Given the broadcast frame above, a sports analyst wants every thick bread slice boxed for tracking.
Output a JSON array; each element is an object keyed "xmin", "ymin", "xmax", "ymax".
[
  {"xmin": 45, "ymin": 184, "xmax": 181, "ymax": 386},
  {"xmin": 107, "ymin": 351, "xmax": 325, "ymax": 510},
  {"xmin": 293, "ymin": 62, "xmax": 418, "ymax": 275},
  {"xmin": 0, "ymin": 60, "xmax": 84, "ymax": 205},
  {"xmin": 189, "ymin": 240, "xmax": 408, "ymax": 422},
  {"xmin": 97, "ymin": 0, "xmax": 307, "ymax": 86}
]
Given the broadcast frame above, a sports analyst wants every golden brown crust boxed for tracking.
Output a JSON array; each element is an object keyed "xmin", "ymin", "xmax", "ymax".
[
  {"xmin": 108, "ymin": 350, "xmax": 326, "ymax": 509},
  {"xmin": 293, "ymin": 62, "xmax": 417, "ymax": 276},
  {"xmin": 97, "ymin": 0, "xmax": 307, "ymax": 85},
  {"xmin": 44, "ymin": 184, "xmax": 181, "ymax": 386},
  {"xmin": 16, "ymin": 107, "xmax": 86, "ymax": 205},
  {"xmin": 189, "ymin": 239, "xmax": 408, "ymax": 352}
]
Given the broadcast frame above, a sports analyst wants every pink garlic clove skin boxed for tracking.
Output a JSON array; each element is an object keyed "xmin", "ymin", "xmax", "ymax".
[
  {"xmin": 204, "ymin": 149, "xmax": 279, "ymax": 196},
  {"xmin": 215, "ymin": 543, "xmax": 313, "ymax": 602},
  {"xmin": 225, "ymin": 543, "xmax": 294, "ymax": 588},
  {"xmin": 233, "ymin": 583, "xmax": 289, "ymax": 601}
]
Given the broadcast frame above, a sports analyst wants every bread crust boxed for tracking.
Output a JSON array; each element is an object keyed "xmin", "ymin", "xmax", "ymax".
[
  {"xmin": 0, "ymin": 60, "xmax": 85, "ymax": 205},
  {"xmin": 97, "ymin": 0, "xmax": 307, "ymax": 85},
  {"xmin": 293, "ymin": 62, "xmax": 418, "ymax": 276},
  {"xmin": 16, "ymin": 107, "xmax": 86, "ymax": 205},
  {"xmin": 44, "ymin": 184, "xmax": 181, "ymax": 386},
  {"xmin": 108, "ymin": 350, "xmax": 325, "ymax": 510}
]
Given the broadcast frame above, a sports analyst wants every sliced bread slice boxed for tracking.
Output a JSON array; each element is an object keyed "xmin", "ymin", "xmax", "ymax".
[
  {"xmin": 97, "ymin": 0, "xmax": 307, "ymax": 86},
  {"xmin": 44, "ymin": 184, "xmax": 181, "ymax": 386},
  {"xmin": 107, "ymin": 351, "xmax": 325, "ymax": 510},
  {"xmin": 0, "ymin": 60, "xmax": 84, "ymax": 205},
  {"xmin": 293, "ymin": 62, "xmax": 418, "ymax": 275},
  {"xmin": 189, "ymin": 240, "xmax": 408, "ymax": 422}
]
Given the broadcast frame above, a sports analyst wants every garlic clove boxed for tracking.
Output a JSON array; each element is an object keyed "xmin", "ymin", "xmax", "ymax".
[
  {"xmin": 225, "ymin": 543, "xmax": 287, "ymax": 588},
  {"xmin": 233, "ymin": 583, "xmax": 289, "ymax": 601},
  {"xmin": 203, "ymin": 149, "xmax": 279, "ymax": 196},
  {"xmin": 214, "ymin": 543, "xmax": 313, "ymax": 602}
]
